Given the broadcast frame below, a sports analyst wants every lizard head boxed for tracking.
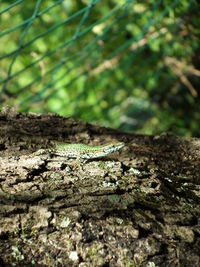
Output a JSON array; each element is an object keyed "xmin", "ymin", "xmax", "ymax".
[{"xmin": 103, "ymin": 141, "xmax": 125, "ymax": 154}]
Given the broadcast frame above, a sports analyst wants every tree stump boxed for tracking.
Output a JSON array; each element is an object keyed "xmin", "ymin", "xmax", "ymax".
[{"xmin": 0, "ymin": 108, "xmax": 200, "ymax": 267}]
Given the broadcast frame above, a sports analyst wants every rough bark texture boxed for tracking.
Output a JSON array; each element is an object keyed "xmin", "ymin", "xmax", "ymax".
[{"xmin": 0, "ymin": 108, "xmax": 200, "ymax": 267}]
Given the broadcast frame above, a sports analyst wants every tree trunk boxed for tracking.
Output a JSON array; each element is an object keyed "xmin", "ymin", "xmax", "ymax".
[{"xmin": 0, "ymin": 108, "xmax": 200, "ymax": 267}]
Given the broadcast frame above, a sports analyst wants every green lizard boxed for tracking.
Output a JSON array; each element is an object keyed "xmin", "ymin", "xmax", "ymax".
[
  {"xmin": 34, "ymin": 141, "xmax": 124, "ymax": 160},
  {"xmin": 54, "ymin": 141, "xmax": 125, "ymax": 159}
]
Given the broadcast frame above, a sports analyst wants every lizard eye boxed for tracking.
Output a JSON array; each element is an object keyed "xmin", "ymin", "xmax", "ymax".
[{"xmin": 103, "ymin": 145, "xmax": 114, "ymax": 153}]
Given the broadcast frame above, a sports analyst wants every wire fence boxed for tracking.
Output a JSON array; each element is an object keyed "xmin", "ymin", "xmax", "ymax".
[{"xmin": 0, "ymin": 0, "xmax": 199, "ymax": 135}]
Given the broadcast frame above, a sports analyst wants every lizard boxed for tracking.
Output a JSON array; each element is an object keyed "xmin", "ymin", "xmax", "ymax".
[
  {"xmin": 33, "ymin": 141, "xmax": 125, "ymax": 162},
  {"xmin": 54, "ymin": 141, "xmax": 125, "ymax": 160}
]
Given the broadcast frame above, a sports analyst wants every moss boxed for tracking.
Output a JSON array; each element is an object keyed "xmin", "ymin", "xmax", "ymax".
[
  {"xmin": 116, "ymin": 217, "xmax": 124, "ymax": 225},
  {"xmin": 108, "ymin": 194, "xmax": 120, "ymax": 204},
  {"xmin": 99, "ymin": 161, "xmax": 106, "ymax": 169},
  {"xmin": 88, "ymin": 246, "xmax": 98, "ymax": 257},
  {"xmin": 11, "ymin": 245, "xmax": 25, "ymax": 263}
]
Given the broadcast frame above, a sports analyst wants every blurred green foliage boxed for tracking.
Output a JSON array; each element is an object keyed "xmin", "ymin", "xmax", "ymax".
[{"xmin": 0, "ymin": 0, "xmax": 199, "ymax": 136}]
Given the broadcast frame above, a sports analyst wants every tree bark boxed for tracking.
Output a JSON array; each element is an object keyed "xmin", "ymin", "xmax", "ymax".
[{"xmin": 0, "ymin": 108, "xmax": 200, "ymax": 267}]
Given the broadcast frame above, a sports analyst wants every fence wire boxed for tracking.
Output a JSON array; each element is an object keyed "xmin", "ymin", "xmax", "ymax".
[{"xmin": 0, "ymin": 0, "xmax": 199, "ymax": 135}]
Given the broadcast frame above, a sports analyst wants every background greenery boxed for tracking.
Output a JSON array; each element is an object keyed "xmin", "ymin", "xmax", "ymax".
[{"xmin": 0, "ymin": 0, "xmax": 199, "ymax": 136}]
